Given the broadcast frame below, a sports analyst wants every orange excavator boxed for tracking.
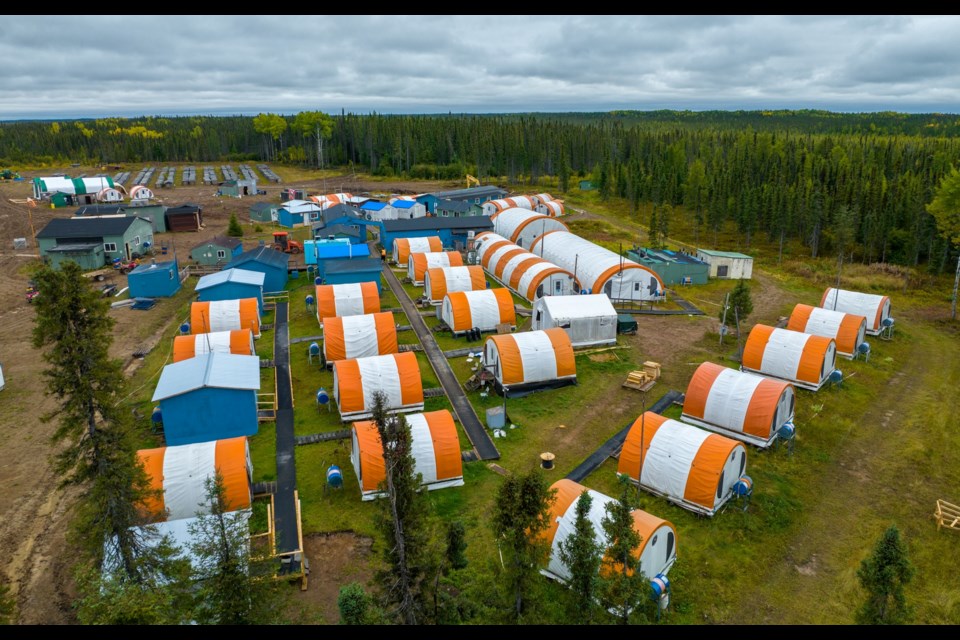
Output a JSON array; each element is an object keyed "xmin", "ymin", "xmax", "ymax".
[{"xmin": 272, "ymin": 231, "xmax": 302, "ymax": 254}]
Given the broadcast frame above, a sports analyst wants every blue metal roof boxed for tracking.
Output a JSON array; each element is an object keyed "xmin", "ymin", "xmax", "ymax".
[
  {"xmin": 152, "ymin": 352, "xmax": 261, "ymax": 401},
  {"xmin": 392, "ymin": 200, "xmax": 416, "ymax": 209},
  {"xmin": 195, "ymin": 267, "xmax": 265, "ymax": 290},
  {"xmin": 360, "ymin": 201, "xmax": 387, "ymax": 211},
  {"xmin": 128, "ymin": 260, "xmax": 177, "ymax": 276},
  {"xmin": 316, "ymin": 243, "xmax": 371, "ymax": 259},
  {"xmin": 232, "ymin": 246, "xmax": 290, "ymax": 269}
]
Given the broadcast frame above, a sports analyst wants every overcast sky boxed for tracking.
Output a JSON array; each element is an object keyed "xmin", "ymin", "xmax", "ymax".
[{"xmin": 2, "ymin": 15, "xmax": 959, "ymax": 120}]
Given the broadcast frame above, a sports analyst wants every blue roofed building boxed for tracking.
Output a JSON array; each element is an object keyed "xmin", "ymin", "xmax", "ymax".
[
  {"xmin": 228, "ymin": 246, "xmax": 290, "ymax": 293},
  {"xmin": 195, "ymin": 268, "xmax": 266, "ymax": 310},
  {"xmin": 127, "ymin": 259, "xmax": 182, "ymax": 298},
  {"xmin": 359, "ymin": 200, "xmax": 397, "ymax": 221},
  {"xmin": 391, "ymin": 199, "xmax": 426, "ymax": 219},
  {"xmin": 380, "ymin": 215, "xmax": 493, "ymax": 251},
  {"xmin": 151, "ymin": 352, "xmax": 261, "ymax": 446},
  {"xmin": 322, "ymin": 258, "xmax": 383, "ymax": 292}
]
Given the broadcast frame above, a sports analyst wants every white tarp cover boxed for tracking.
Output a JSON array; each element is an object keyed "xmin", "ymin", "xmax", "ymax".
[
  {"xmin": 532, "ymin": 294, "xmax": 617, "ymax": 347},
  {"xmin": 493, "ymin": 208, "xmax": 565, "ymax": 246},
  {"xmin": 641, "ymin": 422, "xmax": 711, "ymax": 504},
  {"xmin": 702, "ymin": 369, "xmax": 764, "ymax": 433},
  {"xmin": 532, "ymin": 232, "xmax": 662, "ymax": 300},
  {"xmin": 804, "ymin": 307, "xmax": 845, "ymax": 339},
  {"xmin": 499, "ymin": 252, "xmax": 541, "ymax": 284},
  {"xmin": 162, "ymin": 440, "xmax": 217, "ymax": 520},
  {"xmin": 396, "ymin": 237, "xmax": 439, "ymax": 262},
  {"xmin": 356, "ymin": 354, "xmax": 402, "ymax": 412},
  {"xmin": 485, "ymin": 243, "xmax": 522, "ymax": 274},
  {"xmin": 475, "ymin": 232, "xmax": 511, "ymax": 263},
  {"xmin": 209, "ymin": 298, "xmax": 240, "ymax": 333},
  {"xmin": 758, "ymin": 329, "xmax": 813, "ymax": 381},
  {"xmin": 407, "ymin": 251, "xmax": 456, "ymax": 283},
  {"xmin": 191, "ymin": 331, "xmax": 252, "ymax": 357},
  {"xmin": 325, "ymin": 313, "xmax": 386, "ymax": 361},
  {"xmin": 821, "ymin": 288, "xmax": 890, "ymax": 333},
  {"xmin": 441, "ymin": 289, "xmax": 507, "ymax": 332},
  {"xmin": 425, "ymin": 266, "xmax": 482, "ymax": 302},
  {"xmin": 328, "ymin": 283, "xmax": 366, "ymax": 317}
]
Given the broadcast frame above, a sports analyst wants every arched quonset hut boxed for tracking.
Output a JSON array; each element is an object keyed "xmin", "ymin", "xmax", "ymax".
[
  {"xmin": 741, "ymin": 325, "xmax": 837, "ymax": 391},
  {"xmin": 543, "ymin": 479, "xmax": 677, "ymax": 584},
  {"xmin": 819, "ymin": 288, "xmax": 892, "ymax": 336},
  {"xmin": 681, "ymin": 362, "xmax": 795, "ymax": 448},
  {"xmin": 351, "ymin": 410, "xmax": 464, "ymax": 500},
  {"xmin": 322, "ymin": 312, "xmax": 398, "ymax": 364},
  {"xmin": 332, "ymin": 352, "xmax": 424, "ymax": 421},
  {"xmin": 618, "ymin": 412, "xmax": 748, "ymax": 516},
  {"xmin": 392, "ymin": 236, "xmax": 443, "ymax": 265},
  {"xmin": 441, "ymin": 288, "xmax": 516, "ymax": 335},
  {"xmin": 787, "ymin": 303, "xmax": 867, "ymax": 359},
  {"xmin": 482, "ymin": 328, "xmax": 576, "ymax": 395},
  {"xmin": 315, "ymin": 282, "xmax": 380, "ymax": 324},
  {"xmin": 491, "ymin": 208, "xmax": 568, "ymax": 249},
  {"xmin": 173, "ymin": 329, "xmax": 255, "ymax": 362},
  {"xmin": 190, "ymin": 298, "xmax": 261, "ymax": 338},
  {"xmin": 407, "ymin": 251, "xmax": 463, "ymax": 285},
  {"xmin": 531, "ymin": 231, "xmax": 664, "ymax": 302},
  {"xmin": 424, "ymin": 266, "xmax": 486, "ymax": 304},
  {"xmin": 474, "ymin": 232, "xmax": 577, "ymax": 302},
  {"xmin": 138, "ymin": 437, "xmax": 251, "ymax": 521}
]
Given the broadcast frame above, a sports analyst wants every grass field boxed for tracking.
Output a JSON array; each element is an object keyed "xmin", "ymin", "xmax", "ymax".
[{"xmin": 119, "ymin": 185, "xmax": 960, "ymax": 624}]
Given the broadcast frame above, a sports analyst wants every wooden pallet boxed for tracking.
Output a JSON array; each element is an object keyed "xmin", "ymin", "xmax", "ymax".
[
  {"xmin": 622, "ymin": 370, "xmax": 657, "ymax": 392},
  {"xmin": 935, "ymin": 499, "xmax": 960, "ymax": 532}
]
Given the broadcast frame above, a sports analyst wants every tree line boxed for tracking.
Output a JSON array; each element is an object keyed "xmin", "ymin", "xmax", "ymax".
[{"xmin": 2, "ymin": 110, "xmax": 959, "ymax": 268}]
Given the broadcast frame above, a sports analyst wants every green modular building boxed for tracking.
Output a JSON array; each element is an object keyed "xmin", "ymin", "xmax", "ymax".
[
  {"xmin": 625, "ymin": 247, "xmax": 710, "ymax": 286},
  {"xmin": 249, "ymin": 201, "xmax": 280, "ymax": 223},
  {"xmin": 37, "ymin": 215, "xmax": 155, "ymax": 270},
  {"xmin": 190, "ymin": 235, "xmax": 245, "ymax": 266}
]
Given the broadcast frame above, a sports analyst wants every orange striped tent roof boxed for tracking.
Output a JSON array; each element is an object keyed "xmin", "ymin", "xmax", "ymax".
[
  {"xmin": 393, "ymin": 236, "xmax": 442, "ymax": 265},
  {"xmin": 424, "ymin": 265, "xmax": 486, "ymax": 303},
  {"xmin": 332, "ymin": 351, "xmax": 424, "ymax": 418},
  {"xmin": 787, "ymin": 303, "xmax": 867, "ymax": 357},
  {"xmin": 315, "ymin": 282, "xmax": 380, "ymax": 323},
  {"xmin": 322, "ymin": 312, "xmax": 398, "ymax": 363},
  {"xmin": 742, "ymin": 324, "xmax": 836, "ymax": 388},
  {"xmin": 408, "ymin": 251, "xmax": 464, "ymax": 283},
  {"xmin": 484, "ymin": 328, "xmax": 575, "ymax": 386},
  {"xmin": 138, "ymin": 437, "xmax": 251, "ymax": 521},
  {"xmin": 442, "ymin": 288, "xmax": 516, "ymax": 333},
  {"xmin": 191, "ymin": 298, "xmax": 261, "ymax": 337},
  {"xmin": 172, "ymin": 329, "xmax": 255, "ymax": 362}
]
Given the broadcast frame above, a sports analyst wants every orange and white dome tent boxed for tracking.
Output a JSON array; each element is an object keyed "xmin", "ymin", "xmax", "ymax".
[
  {"xmin": 191, "ymin": 298, "xmax": 261, "ymax": 338},
  {"xmin": 787, "ymin": 303, "xmax": 867, "ymax": 359},
  {"xmin": 481, "ymin": 196, "xmax": 535, "ymax": 217},
  {"xmin": 392, "ymin": 236, "xmax": 442, "ymax": 265},
  {"xmin": 322, "ymin": 312, "xmax": 398, "ymax": 364},
  {"xmin": 315, "ymin": 282, "xmax": 380, "ymax": 324},
  {"xmin": 533, "ymin": 193, "xmax": 555, "ymax": 206},
  {"xmin": 407, "ymin": 251, "xmax": 463, "ymax": 285},
  {"xmin": 483, "ymin": 328, "xmax": 576, "ymax": 394},
  {"xmin": 173, "ymin": 329, "xmax": 255, "ymax": 362},
  {"xmin": 681, "ymin": 362, "xmax": 795, "ymax": 448},
  {"xmin": 491, "ymin": 208, "xmax": 568, "ymax": 249},
  {"xmin": 537, "ymin": 200, "xmax": 565, "ymax": 217},
  {"xmin": 441, "ymin": 289, "xmax": 516, "ymax": 335},
  {"xmin": 351, "ymin": 410, "xmax": 464, "ymax": 500},
  {"xmin": 309, "ymin": 192, "xmax": 353, "ymax": 209},
  {"xmin": 138, "ymin": 437, "xmax": 252, "ymax": 521},
  {"xmin": 424, "ymin": 265, "xmax": 486, "ymax": 304},
  {"xmin": 542, "ymin": 479, "xmax": 677, "ymax": 584},
  {"xmin": 531, "ymin": 231, "xmax": 664, "ymax": 302},
  {"xmin": 332, "ymin": 352, "xmax": 424, "ymax": 420},
  {"xmin": 474, "ymin": 232, "xmax": 578, "ymax": 302},
  {"xmin": 741, "ymin": 325, "xmax": 837, "ymax": 391},
  {"xmin": 618, "ymin": 412, "xmax": 748, "ymax": 516},
  {"xmin": 820, "ymin": 287, "xmax": 892, "ymax": 336}
]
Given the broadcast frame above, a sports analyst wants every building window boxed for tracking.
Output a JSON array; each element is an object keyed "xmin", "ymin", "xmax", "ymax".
[
  {"xmin": 217, "ymin": 250, "xmax": 226, "ymax": 259},
  {"xmin": 717, "ymin": 265, "xmax": 729, "ymax": 277},
  {"xmin": 310, "ymin": 212, "xmax": 319, "ymax": 221},
  {"xmin": 104, "ymin": 242, "xmax": 118, "ymax": 252},
  {"xmin": 133, "ymin": 236, "xmax": 141, "ymax": 246},
  {"xmin": 475, "ymin": 198, "xmax": 480, "ymax": 204}
]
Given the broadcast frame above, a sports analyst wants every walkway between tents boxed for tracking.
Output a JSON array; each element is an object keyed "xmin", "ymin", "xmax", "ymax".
[
  {"xmin": 381, "ymin": 264, "xmax": 500, "ymax": 460},
  {"xmin": 272, "ymin": 301, "xmax": 300, "ymax": 555},
  {"xmin": 565, "ymin": 389, "xmax": 684, "ymax": 483}
]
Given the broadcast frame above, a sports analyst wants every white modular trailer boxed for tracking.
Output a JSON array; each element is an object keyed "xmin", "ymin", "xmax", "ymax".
[{"xmin": 531, "ymin": 294, "xmax": 617, "ymax": 347}]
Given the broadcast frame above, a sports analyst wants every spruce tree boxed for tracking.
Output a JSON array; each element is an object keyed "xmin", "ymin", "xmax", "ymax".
[
  {"xmin": 856, "ymin": 525, "xmax": 914, "ymax": 624},
  {"xmin": 557, "ymin": 491, "xmax": 602, "ymax": 623},
  {"xmin": 31, "ymin": 262, "xmax": 162, "ymax": 580},
  {"xmin": 338, "ymin": 582, "xmax": 370, "ymax": 625},
  {"xmin": 491, "ymin": 469, "xmax": 556, "ymax": 621},
  {"xmin": 227, "ymin": 213, "xmax": 244, "ymax": 237},
  {"xmin": 371, "ymin": 391, "xmax": 432, "ymax": 624},
  {"xmin": 188, "ymin": 472, "xmax": 287, "ymax": 624},
  {"xmin": 719, "ymin": 279, "xmax": 754, "ymax": 328},
  {"xmin": 598, "ymin": 477, "xmax": 646, "ymax": 624}
]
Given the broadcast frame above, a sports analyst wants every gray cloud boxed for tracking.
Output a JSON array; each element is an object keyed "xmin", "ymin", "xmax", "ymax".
[{"xmin": 0, "ymin": 15, "xmax": 958, "ymax": 119}]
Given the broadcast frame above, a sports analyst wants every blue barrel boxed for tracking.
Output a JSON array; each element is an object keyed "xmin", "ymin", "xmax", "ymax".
[
  {"xmin": 307, "ymin": 265, "xmax": 315, "ymax": 277},
  {"xmin": 315, "ymin": 276, "xmax": 323, "ymax": 286},
  {"xmin": 151, "ymin": 406, "xmax": 163, "ymax": 424},
  {"xmin": 778, "ymin": 421, "xmax": 795, "ymax": 442},
  {"xmin": 650, "ymin": 573, "xmax": 670, "ymax": 599},
  {"xmin": 882, "ymin": 317, "xmax": 895, "ymax": 327},
  {"xmin": 291, "ymin": 269, "xmax": 299, "ymax": 279},
  {"xmin": 316, "ymin": 387, "xmax": 329, "ymax": 405},
  {"xmin": 306, "ymin": 294, "xmax": 315, "ymax": 307},
  {"xmin": 830, "ymin": 369, "xmax": 844, "ymax": 384},
  {"xmin": 732, "ymin": 475, "xmax": 753, "ymax": 497},
  {"xmin": 309, "ymin": 342, "xmax": 320, "ymax": 357},
  {"xmin": 327, "ymin": 465, "xmax": 343, "ymax": 488},
  {"xmin": 179, "ymin": 322, "xmax": 190, "ymax": 335},
  {"xmin": 858, "ymin": 342, "xmax": 871, "ymax": 356}
]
